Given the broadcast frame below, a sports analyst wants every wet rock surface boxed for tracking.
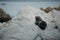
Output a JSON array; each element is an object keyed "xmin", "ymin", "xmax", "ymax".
[
  {"xmin": 40, "ymin": 7, "xmax": 53, "ymax": 13},
  {"xmin": 53, "ymin": 6, "xmax": 60, "ymax": 11},
  {"xmin": 40, "ymin": 6, "xmax": 60, "ymax": 13},
  {"xmin": 0, "ymin": 8, "xmax": 12, "ymax": 23},
  {"xmin": 35, "ymin": 16, "xmax": 47, "ymax": 30}
]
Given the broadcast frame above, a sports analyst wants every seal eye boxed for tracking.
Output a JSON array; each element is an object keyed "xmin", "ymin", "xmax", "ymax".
[{"xmin": 35, "ymin": 16, "xmax": 47, "ymax": 30}]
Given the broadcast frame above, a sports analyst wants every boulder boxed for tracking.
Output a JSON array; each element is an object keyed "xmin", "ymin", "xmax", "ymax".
[
  {"xmin": 53, "ymin": 6, "xmax": 60, "ymax": 11},
  {"xmin": 0, "ymin": 8, "xmax": 12, "ymax": 23},
  {"xmin": 35, "ymin": 16, "xmax": 47, "ymax": 30},
  {"xmin": 43, "ymin": 7, "xmax": 53, "ymax": 13}
]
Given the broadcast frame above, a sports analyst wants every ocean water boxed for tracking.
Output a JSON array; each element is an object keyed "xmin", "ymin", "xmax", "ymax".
[
  {"xmin": 0, "ymin": 2, "xmax": 60, "ymax": 17},
  {"xmin": 0, "ymin": 2, "xmax": 60, "ymax": 40}
]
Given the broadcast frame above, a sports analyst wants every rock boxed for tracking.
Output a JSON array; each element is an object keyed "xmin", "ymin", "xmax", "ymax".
[
  {"xmin": 35, "ymin": 16, "xmax": 42, "ymax": 21},
  {"xmin": 40, "ymin": 8, "xmax": 43, "ymax": 10},
  {"xmin": 0, "ymin": 8, "xmax": 12, "ymax": 23},
  {"xmin": 53, "ymin": 6, "xmax": 60, "ymax": 11},
  {"xmin": 40, "ymin": 6, "xmax": 60, "ymax": 13},
  {"xmin": 40, "ymin": 7, "xmax": 53, "ymax": 13},
  {"xmin": 1, "ymin": 3, "xmax": 6, "ymax": 5},
  {"xmin": 43, "ymin": 7, "xmax": 53, "ymax": 13},
  {"xmin": 35, "ymin": 16, "xmax": 47, "ymax": 30}
]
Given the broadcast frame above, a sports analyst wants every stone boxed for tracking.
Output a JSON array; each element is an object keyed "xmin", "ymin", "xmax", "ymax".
[
  {"xmin": 35, "ymin": 16, "xmax": 47, "ymax": 30},
  {"xmin": 43, "ymin": 7, "xmax": 53, "ymax": 13},
  {"xmin": 0, "ymin": 8, "xmax": 12, "ymax": 23}
]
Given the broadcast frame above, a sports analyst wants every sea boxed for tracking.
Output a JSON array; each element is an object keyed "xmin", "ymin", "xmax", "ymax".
[{"xmin": 0, "ymin": 2, "xmax": 60, "ymax": 17}]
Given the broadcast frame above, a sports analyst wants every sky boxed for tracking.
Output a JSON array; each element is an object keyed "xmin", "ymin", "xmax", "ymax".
[{"xmin": 0, "ymin": 0, "xmax": 60, "ymax": 2}]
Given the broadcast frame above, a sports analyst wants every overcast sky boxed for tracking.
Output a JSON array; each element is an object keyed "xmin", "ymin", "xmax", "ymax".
[{"xmin": 0, "ymin": 0, "xmax": 60, "ymax": 2}]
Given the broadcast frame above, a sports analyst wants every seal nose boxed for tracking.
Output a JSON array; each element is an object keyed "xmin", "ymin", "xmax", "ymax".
[{"xmin": 35, "ymin": 16, "xmax": 47, "ymax": 30}]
